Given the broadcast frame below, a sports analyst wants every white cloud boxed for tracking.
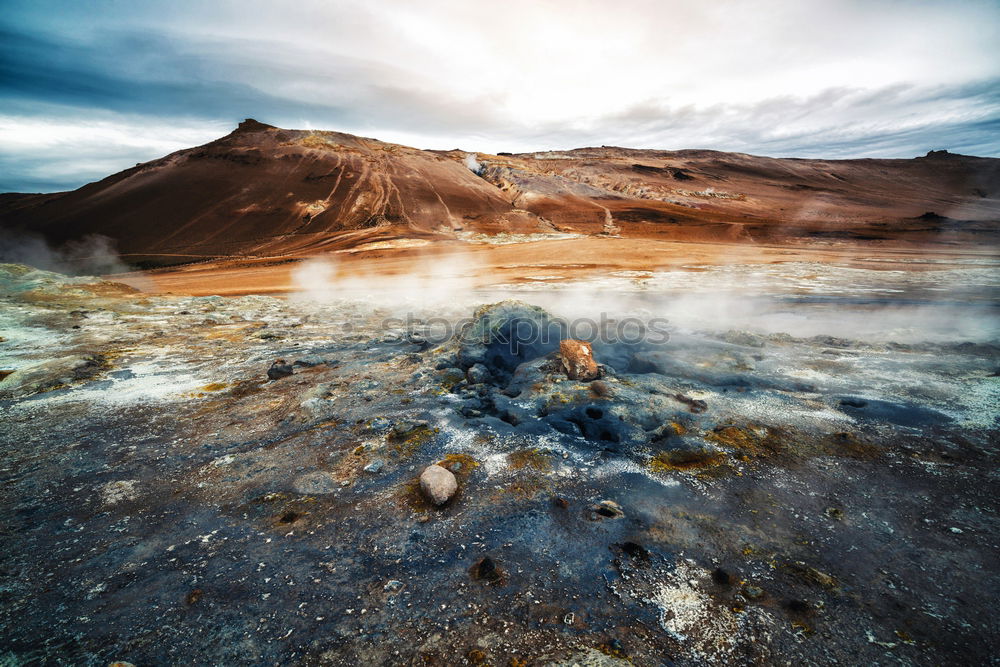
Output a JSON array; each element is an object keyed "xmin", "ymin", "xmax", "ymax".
[
  {"xmin": 1, "ymin": 0, "xmax": 998, "ymax": 190},
  {"xmin": 0, "ymin": 112, "xmax": 228, "ymax": 191}
]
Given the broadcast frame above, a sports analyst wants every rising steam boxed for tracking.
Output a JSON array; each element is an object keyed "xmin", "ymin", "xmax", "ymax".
[
  {"xmin": 0, "ymin": 229, "xmax": 133, "ymax": 276},
  {"xmin": 290, "ymin": 249, "xmax": 484, "ymax": 311},
  {"xmin": 464, "ymin": 153, "xmax": 484, "ymax": 175}
]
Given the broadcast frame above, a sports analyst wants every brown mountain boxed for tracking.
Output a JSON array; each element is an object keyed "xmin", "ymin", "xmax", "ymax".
[{"xmin": 2, "ymin": 119, "xmax": 998, "ymax": 266}]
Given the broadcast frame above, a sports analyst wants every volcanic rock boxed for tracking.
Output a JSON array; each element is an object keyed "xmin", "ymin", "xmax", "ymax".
[
  {"xmin": 419, "ymin": 464, "xmax": 457, "ymax": 506},
  {"xmin": 471, "ymin": 556, "xmax": 502, "ymax": 583},
  {"xmin": 466, "ymin": 363, "xmax": 491, "ymax": 385},
  {"xmin": 560, "ymin": 339, "xmax": 600, "ymax": 381},
  {"xmin": 455, "ymin": 300, "xmax": 563, "ymax": 383},
  {"xmin": 292, "ymin": 472, "xmax": 339, "ymax": 494},
  {"xmin": 267, "ymin": 359, "xmax": 294, "ymax": 380},
  {"xmin": 0, "ymin": 354, "xmax": 104, "ymax": 399},
  {"xmin": 590, "ymin": 499, "xmax": 624, "ymax": 519}
]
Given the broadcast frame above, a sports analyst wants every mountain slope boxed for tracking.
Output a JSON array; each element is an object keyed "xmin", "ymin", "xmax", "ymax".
[
  {"xmin": 0, "ymin": 120, "xmax": 548, "ymax": 265},
  {"xmin": 2, "ymin": 120, "xmax": 998, "ymax": 266}
]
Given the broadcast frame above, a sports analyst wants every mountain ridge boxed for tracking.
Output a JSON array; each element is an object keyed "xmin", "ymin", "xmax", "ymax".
[{"xmin": 2, "ymin": 119, "xmax": 998, "ymax": 266}]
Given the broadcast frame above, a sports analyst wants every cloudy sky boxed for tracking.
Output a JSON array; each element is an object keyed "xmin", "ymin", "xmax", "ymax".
[{"xmin": 1, "ymin": 0, "xmax": 998, "ymax": 192}]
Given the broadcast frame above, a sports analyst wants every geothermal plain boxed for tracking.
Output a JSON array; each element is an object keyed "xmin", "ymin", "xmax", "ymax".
[{"xmin": 1, "ymin": 121, "xmax": 998, "ymax": 665}]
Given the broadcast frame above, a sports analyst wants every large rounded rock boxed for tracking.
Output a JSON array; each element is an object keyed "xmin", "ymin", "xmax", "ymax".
[
  {"xmin": 455, "ymin": 300, "xmax": 564, "ymax": 384},
  {"xmin": 419, "ymin": 464, "xmax": 457, "ymax": 506}
]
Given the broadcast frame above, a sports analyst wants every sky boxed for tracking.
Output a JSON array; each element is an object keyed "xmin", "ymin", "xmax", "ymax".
[{"xmin": 1, "ymin": 0, "xmax": 998, "ymax": 193}]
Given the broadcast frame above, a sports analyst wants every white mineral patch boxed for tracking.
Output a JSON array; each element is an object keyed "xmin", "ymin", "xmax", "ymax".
[
  {"xmin": 98, "ymin": 480, "xmax": 139, "ymax": 506},
  {"xmin": 652, "ymin": 561, "xmax": 718, "ymax": 641},
  {"xmin": 650, "ymin": 560, "xmax": 772, "ymax": 663}
]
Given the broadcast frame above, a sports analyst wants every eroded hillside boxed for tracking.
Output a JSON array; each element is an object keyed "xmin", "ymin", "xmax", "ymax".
[{"xmin": 2, "ymin": 122, "xmax": 998, "ymax": 266}]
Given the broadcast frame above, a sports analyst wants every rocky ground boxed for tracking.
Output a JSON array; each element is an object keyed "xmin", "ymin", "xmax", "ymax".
[{"xmin": 1, "ymin": 261, "xmax": 998, "ymax": 666}]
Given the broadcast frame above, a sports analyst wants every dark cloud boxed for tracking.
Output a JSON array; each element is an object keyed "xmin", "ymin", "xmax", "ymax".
[
  {"xmin": 0, "ymin": 20, "xmax": 508, "ymax": 136},
  {"xmin": 0, "ymin": 27, "xmax": 355, "ymax": 123},
  {"xmin": 1, "ymin": 1, "xmax": 998, "ymax": 193}
]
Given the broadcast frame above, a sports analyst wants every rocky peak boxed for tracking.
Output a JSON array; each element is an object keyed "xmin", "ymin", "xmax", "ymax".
[{"xmin": 234, "ymin": 118, "xmax": 276, "ymax": 134}]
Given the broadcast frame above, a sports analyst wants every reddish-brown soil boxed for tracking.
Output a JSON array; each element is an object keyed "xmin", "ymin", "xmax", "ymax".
[{"xmin": 143, "ymin": 238, "xmax": 998, "ymax": 297}]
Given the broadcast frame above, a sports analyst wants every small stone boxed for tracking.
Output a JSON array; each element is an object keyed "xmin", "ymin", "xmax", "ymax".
[
  {"xmin": 368, "ymin": 417, "xmax": 391, "ymax": 432},
  {"xmin": 466, "ymin": 363, "xmax": 491, "ymax": 385},
  {"xmin": 949, "ymin": 526, "xmax": 963, "ymax": 534},
  {"xmin": 590, "ymin": 499, "xmax": 624, "ymax": 519},
  {"xmin": 419, "ymin": 464, "xmax": 457, "ymax": 506},
  {"xmin": 363, "ymin": 460, "xmax": 384, "ymax": 474},
  {"xmin": 391, "ymin": 420, "xmax": 429, "ymax": 439},
  {"xmin": 559, "ymin": 339, "xmax": 600, "ymax": 381},
  {"xmin": 267, "ymin": 359, "xmax": 294, "ymax": 380},
  {"xmin": 589, "ymin": 380, "xmax": 611, "ymax": 397},
  {"xmin": 293, "ymin": 472, "xmax": 339, "ymax": 494},
  {"xmin": 472, "ymin": 556, "xmax": 501, "ymax": 582}
]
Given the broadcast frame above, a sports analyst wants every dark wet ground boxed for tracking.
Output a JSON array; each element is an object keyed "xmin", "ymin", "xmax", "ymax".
[{"xmin": 1, "ymin": 263, "xmax": 998, "ymax": 666}]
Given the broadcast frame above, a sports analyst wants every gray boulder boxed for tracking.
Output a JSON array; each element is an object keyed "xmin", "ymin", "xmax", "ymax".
[{"xmin": 419, "ymin": 464, "xmax": 457, "ymax": 506}]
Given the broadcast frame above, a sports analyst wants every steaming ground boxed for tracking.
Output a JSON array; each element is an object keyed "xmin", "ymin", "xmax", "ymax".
[{"xmin": 0, "ymin": 258, "xmax": 998, "ymax": 665}]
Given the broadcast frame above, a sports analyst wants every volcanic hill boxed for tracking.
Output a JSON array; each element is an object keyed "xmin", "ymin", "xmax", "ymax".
[{"xmin": 2, "ymin": 119, "xmax": 999, "ymax": 266}]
